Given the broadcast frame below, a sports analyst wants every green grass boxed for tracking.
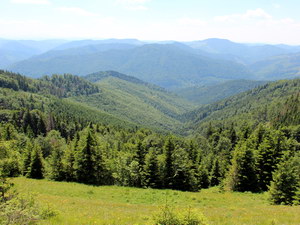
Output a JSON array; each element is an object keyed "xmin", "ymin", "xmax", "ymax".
[{"xmin": 12, "ymin": 177, "xmax": 300, "ymax": 225}]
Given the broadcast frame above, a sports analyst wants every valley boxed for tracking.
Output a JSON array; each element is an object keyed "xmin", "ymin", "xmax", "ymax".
[{"xmin": 0, "ymin": 38, "xmax": 300, "ymax": 225}]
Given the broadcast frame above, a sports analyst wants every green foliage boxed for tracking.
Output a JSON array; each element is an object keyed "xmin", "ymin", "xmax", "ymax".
[
  {"xmin": 226, "ymin": 143, "xmax": 258, "ymax": 192},
  {"xmin": 0, "ymin": 168, "xmax": 56, "ymax": 224},
  {"xmin": 74, "ymin": 128, "xmax": 98, "ymax": 184},
  {"xmin": 184, "ymin": 78, "xmax": 300, "ymax": 134},
  {"xmin": 154, "ymin": 204, "xmax": 208, "ymax": 225},
  {"xmin": 269, "ymin": 153, "xmax": 300, "ymax": 205},
  {"xmin": 177, "ymin": 79, "xmax": 266, "ymax": 104},
  {"xmin": 144, "ymin": 148, "xmax": 160, "ymax": 188},
  {"xmin": 27, "ymin": 144, "xmax": 44, "ymax": 179},
  {"xmin": 164, "ymin": 138, "xmax": 175, "ymax": 189},
  {"xmin": 75, "ymin": 71, "xmax": 196, "ymax": 132},
  {"xmin": 0, "ymin": 70, "xmax": 300, "ymax": 205}
]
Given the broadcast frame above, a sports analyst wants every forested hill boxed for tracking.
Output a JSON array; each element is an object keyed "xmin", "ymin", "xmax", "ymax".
[
  {"xmin": 84, "ymin": 71, "xmax": 147, "ymax": 85},
  {"xmin": 8, "ymin": 43, "xmax": 252, "ymax": 89},
  {"xmin": 1, "ymin": 70, "xmax": 300, "ymax": 206},
  {"xmin": 176, "ymin": 79, "xmax": 267, "ymax": 104},
  {"xmin": 0, "ymin": 71, "xmax": 136, "ymax": 134},
  {"xmin": 182, "ymin": 78, "xmax": 300, "ymax": 134},
  {"xmin": 74, "ymin": 70, "xmax": 196, "ymax": 131},
  {"xmin": 0, "ymin": 70, "xmax": 100, "ymax": 98},
  {"xmin": 0, "ymin": 70, "xmax": 196, "ymax": 133}
]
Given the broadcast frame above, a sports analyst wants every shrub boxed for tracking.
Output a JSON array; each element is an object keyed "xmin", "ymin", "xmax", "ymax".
[
  {"xmin": 154, "ymin": 204, "xmax": 208, "ymax": 225},
  {"xmin": 0, "ymin": 171, "xmax": 57, "ymax": 224}
]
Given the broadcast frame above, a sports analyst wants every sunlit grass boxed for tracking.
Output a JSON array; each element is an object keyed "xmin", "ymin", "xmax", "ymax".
[{"xmin": 12, "ymin": 177, "xmax": 300, "ymax": 225}]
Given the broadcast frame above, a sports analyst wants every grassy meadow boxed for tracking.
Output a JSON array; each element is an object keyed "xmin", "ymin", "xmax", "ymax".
[{"xmin": 12, "ymin": 177, "xmax": 300, "ymax": 225}]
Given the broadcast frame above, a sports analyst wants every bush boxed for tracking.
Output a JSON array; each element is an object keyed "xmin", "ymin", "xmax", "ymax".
[
  {"xmin": 0, "ymin": 171, "xmax": 57, "ymax": 224},
  {"xmin": 154, "ymin": 204, "xmax": 208, "ymax": 225}
]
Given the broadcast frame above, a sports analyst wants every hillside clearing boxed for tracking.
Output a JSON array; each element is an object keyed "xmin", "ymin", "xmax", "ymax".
[{"xmin": 12, "ymin": 177, "xmax": 300, "ymax": 225}]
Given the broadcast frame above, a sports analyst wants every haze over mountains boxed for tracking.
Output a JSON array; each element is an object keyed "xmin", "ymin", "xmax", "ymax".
[{"xmin": 2, "ymin": 38, "xmax": 300, "ymax": 91}]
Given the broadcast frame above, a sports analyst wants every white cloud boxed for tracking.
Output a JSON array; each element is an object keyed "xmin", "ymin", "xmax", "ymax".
[
  {"xmin": 125, "ymin": 5, "xmax": 148, "ymax": 11},
  {"xmin": 116, "ymin": 0, "xmax": 150, "ymax": 4},
  {"xmin": 57, "ymin": 7, "xmax": 99, "ymax": 17},
  {"xmin": 116, "ymin": 0, "xmax": 150, "ymax": 10},
  {"xmin": 215, "ymin": 8, "xmax": 272, "ymax": 22},
  {"xmin": 177, "ymin": 18, "xmax": 207, "ymax": 26},
  {"xmin": 1, "ymin": 7, "xmax": 300, "ymax": 45},
  {"xmin": 10, "ymin": 0, "xmax": 50, "ymax": 5}
]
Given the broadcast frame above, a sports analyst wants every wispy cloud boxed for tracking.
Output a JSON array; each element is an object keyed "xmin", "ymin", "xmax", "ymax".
[
  {"xmin": 273, "ymin": 3, "xmax": 281, "ymax": 9},
  {"xmin": 116, "ymin": 0, "xmax": 150, "ymax": 4},
  {"xmin": 125, "ymin": 5, "xmax": 148, "ymax": 11},
  {"xmin": 10, "ymin": 0, "xmax": 50, "ymax": 5},
  {"xmin": 215, "ymin": 8, "xmax": 272, "ymax": 22},
  {"xmin": 57, "ymin": 7, "xmax": 99, "ymax": 17},
  {"xmin": 116, "ymin": 0, "xmax": 150, "ymax": 11},
  {"xmin": 177, "ymin": 18, "xmax": 207, "ymax": 26}
]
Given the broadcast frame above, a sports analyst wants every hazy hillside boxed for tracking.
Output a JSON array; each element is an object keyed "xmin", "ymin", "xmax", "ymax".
[
  {"xmin": 0, "ymin": 39, "xmax": 66, "ymax": 68},
  {"xmin": 250, "ymin": 52, "xmax": 300, "ymax": 80},
  {"xmin": 186, "ymin": 38, "xmax": 295, "ymax": 64},
  {"xmin": 177, "ymin": 79, "xmax": 267, "ymax": 104},
  {"xmin": 9, "ymin": 43, "xmax": 252, "ymax": 89},
  {"xmin": 53, "ymin": 38, "xmax": 144, "ymax": 50}
]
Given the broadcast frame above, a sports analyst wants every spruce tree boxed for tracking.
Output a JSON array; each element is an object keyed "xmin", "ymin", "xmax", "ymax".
[
  {"xmin": 74, "ymin": 128, "xmax": 97, "ymax": 184},
  {"xmin": 226, "ymin": 143, "xmax": 258, "ymax": 192},
  {"xmin": 269, "ymin": 153, "xmax": 300, "ymax": 205},
  {"xmin": 209, "ymin": 158, "xmax": 221, "ymax": 187},
  {"xmin": 63, "ymin": 146, "xmax": 76, "ymax": 182},
  {"xmin": 22, "ymin": 141, "xmax": 32, "ymax": 176},
  {"xmin": 27, "ymin": 144, "xmax": 44, "ymax": 179},
  {"xmin": 144, "ymin": 148, "xmax": 160, "ymax": 188},
  {"xmin": 134, "ymin": 141, "xmax": 145, "ymax": 187},
  {"xmin": 164, "ymin": 138, "xmax": 175, "ymax": 188},
  {"xmin": 48, "ymin": 145, "xmax": 65, "ymax": 181},
  {"xmin": 256, "ymin": 131, "xmax": 286, "ymax": 191},
  {"xmin": 197, "ymin": 164, "xmax": 209, "ymax": 189}
]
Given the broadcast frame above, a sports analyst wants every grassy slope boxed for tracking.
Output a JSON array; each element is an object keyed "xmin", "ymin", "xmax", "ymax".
[
  {"xmin": 71, "ymin": 76, "xmax": 196, "ymax": 132},
  {"xmin": 13, "ymin": 177, "xmax": 300, "ymax": 225}
]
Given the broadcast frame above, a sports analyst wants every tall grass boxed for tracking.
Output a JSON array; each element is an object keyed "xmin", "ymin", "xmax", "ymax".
[{"xmin": 12, "ymin": 177, "xmax": 300, "ymax": 225}]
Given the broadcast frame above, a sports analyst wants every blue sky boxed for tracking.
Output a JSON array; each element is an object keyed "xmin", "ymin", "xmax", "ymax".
[{"xmin": 1, "ymin": 0, "xmax": 300, "ymax": 44}]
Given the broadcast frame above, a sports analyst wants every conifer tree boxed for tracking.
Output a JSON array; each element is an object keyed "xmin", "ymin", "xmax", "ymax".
[
  {"xmin": 144, "ymin": 148, "xmax": 160, "ymax": 188},
  {"xmin": 48, "ymin": 145, "xmax": 65, "ymax": 181},
  {"xmin": 197, "ymin": 164, "xmax": 209, "ymax": 189},
  {"xmin": 63, "ymin": 146, "xmax": 76, "ymax": 182},
  {"xmin": 164, "ymin": 138, "xmax": 175, "ymax": 188},
  {"xmin": 209, "ymin": 158, "xmax": 221, "ymax": 187},
  {"xmin": 134, "ymin": 141, "xmax": 145, "ymax": 187},
  {"xmin": 269, "ymin": 153, "xmax": 300, "ymax": 205},
  {"xmin": 74, "ymin": 128, "xmax": 97, "ymax": 184},
  {"xmin": 256, "ymin": 131, "xmax": 286, "ymax": 191},
  {"xmin": 226, "ymin": 143, "xmax": 258, "ymax": 192},
  {"xmin": 27, "ymin": 144, "xmax": 44, "ymax": 179},
  {"xmin": 22, "ymin": 141, "xmax": 33, "ymax": 176}
]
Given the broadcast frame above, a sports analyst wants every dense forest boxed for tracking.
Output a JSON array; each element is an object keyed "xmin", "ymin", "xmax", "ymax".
[{"xmin": 0, "ymin": 70, "xmax": 300, "ymax": 207}]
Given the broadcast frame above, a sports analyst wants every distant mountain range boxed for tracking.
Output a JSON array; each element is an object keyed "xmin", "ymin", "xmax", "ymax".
[
  {"xmin": 2, "ymin": 38, "xmax": 300, "ymax": 89},
  {"xmin": 0, "ymin": 39, "xmax": 67, "ymax": 68}
]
